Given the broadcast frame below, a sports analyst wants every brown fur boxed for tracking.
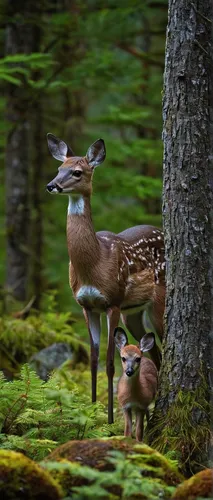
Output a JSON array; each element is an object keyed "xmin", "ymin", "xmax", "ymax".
[
  {"xmin": 117, "ymin": 345, "xmax": 158, "ymax": 441},
  {"xmin": 49, "ymin": 152, "xmax": 165, "ymax": 315},
  {"xmin": 47, "ymin": 135, "xmax": 165, "ymax": 424}
]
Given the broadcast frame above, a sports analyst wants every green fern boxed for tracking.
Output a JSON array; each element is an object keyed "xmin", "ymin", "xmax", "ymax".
[
  {"xmin": 0, "ymin": 365, "xmax": 113, "ymax": 460},
  {"xmin": 43, "ymin": 451, "xmax": 176, "ymax": 500}
]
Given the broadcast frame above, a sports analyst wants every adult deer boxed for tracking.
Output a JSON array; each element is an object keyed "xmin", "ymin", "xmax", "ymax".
[{"xmin": 46, "ymin": 134, "xmax": 165, "ymax": 424}]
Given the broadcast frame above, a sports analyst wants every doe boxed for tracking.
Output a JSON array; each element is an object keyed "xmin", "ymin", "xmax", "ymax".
[
  {"xmin": 114, "ymin": 327, "xmax": 158, "ymax": 441},
  {"xmin": 46, "ymin": 134, "xmax": 165, "ymax": 424}
]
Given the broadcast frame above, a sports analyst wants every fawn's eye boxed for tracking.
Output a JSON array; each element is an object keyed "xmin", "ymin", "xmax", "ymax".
[
  {"xmin": 135, "ymin": 357, "xmax": 141, "ymax": 363},
  {"xmin": 73, "ymin": 170, "xmax": 82, "ymax": 178},
  {"xmin": 121, "ymin": 357, "xmax": 126, "ymax": 362}
]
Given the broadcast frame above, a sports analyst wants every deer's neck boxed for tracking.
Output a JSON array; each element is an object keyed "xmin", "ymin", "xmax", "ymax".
[{"xmin": 67, "ymin": 195, "xmax": 101, "ymax": 278}]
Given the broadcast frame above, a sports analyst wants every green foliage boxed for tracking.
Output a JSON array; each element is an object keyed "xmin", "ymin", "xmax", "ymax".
[
  {"xmin": 0, "ymin": 307, "xmax": 88, "ymax": 377},
  {"xmin": 44, "ymin": 455, "xmax": 175, "ymax": 500},
  {"xmin": 0, "ymin": 365, "xmax": 114, "ymax": 461},
  {"xmin": 0, "ymin": 0, "xmax": 166, "ymax": 309},
  {"xmin": 42, "ymin": 443, "xmax": 181, "ymax": 500},
  {"xmin": 0, "ymin": 53, "xmax": 54, "ymax": 86}
]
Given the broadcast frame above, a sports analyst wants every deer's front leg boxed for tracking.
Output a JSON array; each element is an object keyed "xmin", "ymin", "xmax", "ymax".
[
  {"xmin": 135, "ymin": 410, "xmax": 145, "ymax": 442},
  {"xmin": 124, "ymin": 408, "xmax": 132, "ymax": 437},
  {"xmin": 83, "ymin": 309, "xmax": 101, "ymax": 403},
  {"xmin": 106, "ymin": 306, "xmax": 120, "ymax": 424}
]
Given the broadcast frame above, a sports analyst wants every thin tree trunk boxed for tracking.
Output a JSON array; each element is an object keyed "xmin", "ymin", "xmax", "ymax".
[
  {"xmin": 30, "ymin": 13, "xmax": 44, "ymax": 310},
  {"xmin": 5, "ymin": 1, "xmax": 36, "ymax": 302},
  {"xmin": 148, "ymin": 0, "xmax": 213, "ymax": 474},
  {"xmin": 30, "ymin": 98, "xmax": 43, "ymax": 310}
]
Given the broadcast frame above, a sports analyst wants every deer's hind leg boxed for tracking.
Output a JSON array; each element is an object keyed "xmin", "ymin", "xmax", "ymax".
[
  {"xmin": 121, "ymin": 311, "xmax": 161, "ymax": 370},
  {"xmin": 147, "ymin": 284, "xmax": 165, "ymax": 340}
]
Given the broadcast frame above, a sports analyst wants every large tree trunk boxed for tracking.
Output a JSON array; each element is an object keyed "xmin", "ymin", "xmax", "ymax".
[
  {"xmin": 5, "ymin": 0, "xmax": 38, "ymax": 303},
  {"xmin": 148, "ymin": 0, "xmax": 213, "ymax": 474}
]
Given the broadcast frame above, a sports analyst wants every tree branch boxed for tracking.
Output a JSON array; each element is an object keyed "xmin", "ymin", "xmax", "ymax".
[{"xmin": 117, "ymin": 44, "xmax": 164, "ymax": 69}]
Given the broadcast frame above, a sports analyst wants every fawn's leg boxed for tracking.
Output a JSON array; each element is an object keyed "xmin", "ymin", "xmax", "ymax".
[
  {"xmin": 106, "ymin": 306, "xmax": 120, "ymax": 424},
  {"xmin": 124, "ymin": 408, "xmax": 132, "ymax": 437},
  {"xmin": 135, "ymin": 410, "xmax": 145, "ymax": 442},
  {"xmin": 84, "ymin": 309, "xmax": 101, "ymax": 403}
]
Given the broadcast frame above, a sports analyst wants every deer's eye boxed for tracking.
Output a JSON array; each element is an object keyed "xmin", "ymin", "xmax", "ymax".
[
  {"xmin": 73, "ymin": 170, "xmax": 82, "ymax": 178},
  {"xmin": 121, "ymin": 357, "xmax": 126, "ymax": 362},
  {"xmin": 135, "ymin": 357, "xmax": 141, "ymax": 363}
]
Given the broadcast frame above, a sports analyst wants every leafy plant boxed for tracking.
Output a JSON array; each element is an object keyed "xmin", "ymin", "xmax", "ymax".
[
  {"xmin": 0, "ymin": 365, "xmax": 117, "ymax": 460},
  {"xmin": 43, "ymin": 450, "xmax": 177, "ymax": 500},
  {"xmin": 0, "ymin": 53, "xmax": 55, "ymax": 86}
]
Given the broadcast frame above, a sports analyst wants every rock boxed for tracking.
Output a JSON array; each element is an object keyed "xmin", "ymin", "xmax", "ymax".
[
  {"xmin": 45, "ymin": 437, "xmax": 183, "ymax": 499},
  {"xmin": 171, "ymin": 468, "xmax": 213, "ymax": 499},
  {"xmin": 0, "ymin": 449, "xmax": 62, "ymax": 500},
  {"xmin": 30, "ymin": 342, "xmax": 87, "ymax": 380}
]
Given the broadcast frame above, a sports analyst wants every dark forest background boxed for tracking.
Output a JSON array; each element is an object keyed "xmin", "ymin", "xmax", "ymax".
[{"xmin": 0, "ymin": 0, "xmax": 167, "ymax": 314}]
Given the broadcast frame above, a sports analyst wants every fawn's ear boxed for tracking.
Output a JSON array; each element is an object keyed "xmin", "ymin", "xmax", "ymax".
[
  {"xmin": 86, "ymin": 139, "xmax": 106, "ymax": 168},
  {"xmin": 47, "ymin": 133, "xmax": 74, "ymax": 162},
  {"xmin": 140, "ymin": 332, "xmax": 155, "ymax": 353},
  {"xmin": 114, "ymin": 327, "xmax": 128, "ymax": 351}
]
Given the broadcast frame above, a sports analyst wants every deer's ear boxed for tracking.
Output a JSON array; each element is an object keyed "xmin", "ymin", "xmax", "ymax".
[
  {"xmin": 86, "ymin": 139, "xmax": 106, "ymax": 168},
  {"xmin": 114, "ymin": 327, "xmax": 128, "ymax": 351},
  {"xmin": 47, "ymin": 133, "xmax": 74, "ymax": 162},
  {"xmin": 140, "ymin": 332, "xmax": 155, "ymax": 353}
]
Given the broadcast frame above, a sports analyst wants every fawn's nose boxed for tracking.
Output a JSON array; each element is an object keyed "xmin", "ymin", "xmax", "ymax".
[{"xmin": 126, "ymin": 369, "xmax": 134, "ymax": 377}]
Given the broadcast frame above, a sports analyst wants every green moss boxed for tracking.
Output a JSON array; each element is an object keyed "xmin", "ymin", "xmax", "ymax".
[
  {"xmin": 44, "ymin": 437, "xmax": 183, "ymax": 499},
  {"xmin": 0, "ymin": 312, "xmax": 88, "ymax": 378},
  {"xmin": 132, "ymin": 443, "xmax": 183, "ymax": 485},
  {"xmin": 46, "ymin": 436, "xmax": 134, "ymax": 471},
  {"xmin": 0, "ymin": 449, "xmax": 62, "ymax": 499},
  {"xmin": 147, "ymin": 383, "xmax": 210, "ymax": 474},
  {"xmin": 171, "ymin": 468, "xmax": 213, "ymax": 500}
]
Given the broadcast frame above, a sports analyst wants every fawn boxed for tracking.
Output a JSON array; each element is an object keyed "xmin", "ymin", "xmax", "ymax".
[
  {"xmin": 46, "ymin": 134, "xmax": 165, "ymax": 424},
  {"xmin": 114, "ymin": 327, "xmax": 158, "ymax": 441}
]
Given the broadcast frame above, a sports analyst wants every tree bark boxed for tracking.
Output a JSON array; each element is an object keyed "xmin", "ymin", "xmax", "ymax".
[
  {"xmin": 30, "ymin": 95, "xmax": 43, "ymax": 310},
  {"xmin": 5, "ymin": 0, "xmax": 37, "ymax": 302},
  {"xmin": 148, "ymin": 0, "xmax": 213, "ymax": 474}
]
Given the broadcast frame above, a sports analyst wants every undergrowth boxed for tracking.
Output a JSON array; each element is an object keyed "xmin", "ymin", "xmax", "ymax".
[
  {"xmin": 0, "ymin": 365, "xmax": 121, "ymax": 460},
  {"xmin": 0, "ymin": 311, "xmax": 88, "ymax": 378},
  {"xmin": 42, "ymin": 451, "xmax": 177, "ymax": 500}
]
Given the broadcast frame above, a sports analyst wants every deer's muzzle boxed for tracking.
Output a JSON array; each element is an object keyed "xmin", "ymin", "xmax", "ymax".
[{"xmin": 46, "ymin": 183, "xmax": 63, "ymax": 193}]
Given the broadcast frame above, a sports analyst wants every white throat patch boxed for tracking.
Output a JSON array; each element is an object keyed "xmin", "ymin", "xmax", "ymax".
[{"xmin": 68, "ymin": 196, "xmax": 85, "ymax": 215}]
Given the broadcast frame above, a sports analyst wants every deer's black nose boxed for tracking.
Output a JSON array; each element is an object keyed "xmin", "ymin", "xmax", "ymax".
[
  {"xmin": 46, "ymin": 183, "xmax": 55, "ymax": 192},
  {"xmin": 126, "ymin": 369, "xmax": 134, "ymax": 377},
  {"xmin": 46, "ymin": 183, "xmax": 63, "ymax": 193}
]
